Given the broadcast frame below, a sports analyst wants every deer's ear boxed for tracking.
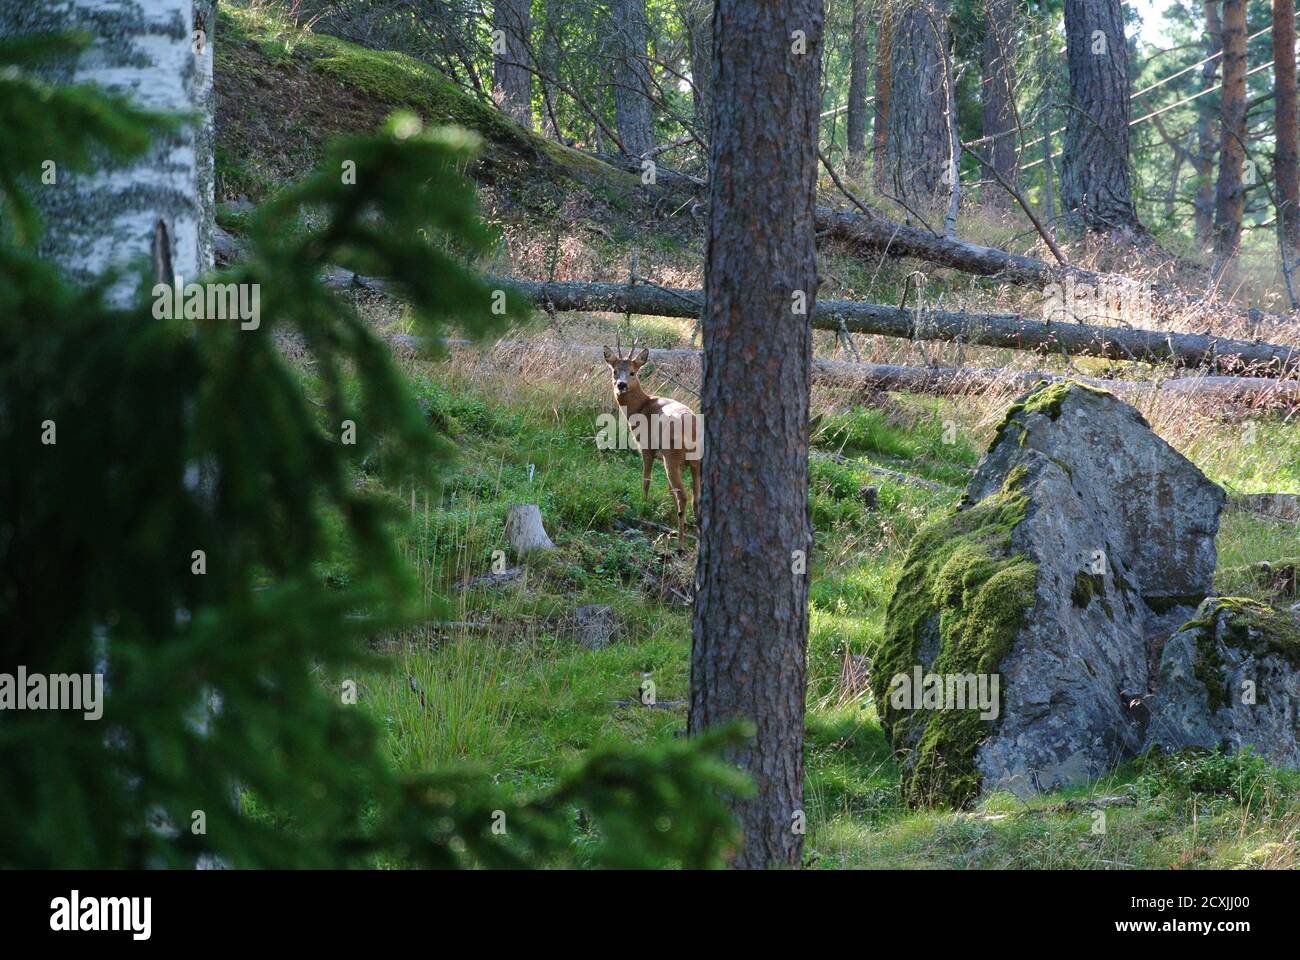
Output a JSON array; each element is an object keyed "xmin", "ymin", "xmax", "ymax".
[
  {"xmin": 633, "ymin": 347, "xmax": 650, "ymax": 367},
  {"xmin": 603, "ymin": 345, "xmax": 616, "ymax": 366}
]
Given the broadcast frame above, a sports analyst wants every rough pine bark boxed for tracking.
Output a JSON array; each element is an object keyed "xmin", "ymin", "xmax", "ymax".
[
  {"xmin": 884, "ymin": 0, "xmax": 953, "ymax": 207},
  {"xmin": 611, "ymin": 0, "xmax": 655, "ymax": 156},
  {"xmin": 492, "ymin": 0, "xmax": 533, "ymax": 129},
  {"xmin": 872, "ymin": 3, "xmax": 893, "ymax": 193},
  {"xmin": 1060, "ymin": 0, "xmax": 1140, "ymax": 231},
  {"xmin": 980, "ymin": 0, "xmax": 1017, "ymax": 207},
  {"xmin": 681, "ymin": 0, "xmax": 713, "ymax": 141},
  {"xmin": 1213, "ymin": 0, "xmax": 1248, "ymax": 265},
  {"xmin": 0, "ymin": 0, "xmax": 208, "ymax": 302},
  {"xmin": 1272, "ymin": 0, "xmax": 1300, "ymax": 268},
  {"xmin": 1194, "ymin": 0, "xmax": 1222, "ymax": 249},
  {"xmin": 690, "ymin": 0, "xmax": 822, "ymax": 870},
  {"xmin": 846, "ymin": 0, "xmax": 870, "ymax": 176}
]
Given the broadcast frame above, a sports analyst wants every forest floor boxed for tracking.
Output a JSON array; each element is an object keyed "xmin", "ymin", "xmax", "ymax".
[{"xmin": 216, "ymin": 2, "xmax": 1300, "ymax": 868}]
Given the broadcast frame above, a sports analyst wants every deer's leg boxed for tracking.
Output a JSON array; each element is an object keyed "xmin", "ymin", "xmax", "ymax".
[
  {"xmin": 640, "ymin": 448, "xmax": 655, "ymax": 499},
  {"xmin": 689, "ymin": 460, "xmax": 700, "ymax": 526},
  {"xmin": 664, "ymin": 454, "xmax": 688, "ymax": 550}
]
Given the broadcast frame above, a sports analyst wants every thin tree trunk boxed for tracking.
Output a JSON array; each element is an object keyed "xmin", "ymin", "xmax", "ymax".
[
  {"xmin": 872, "ymin": 3, "xmax": 894, "ymax": 194},
  {"xmin": 1041, "ymin": 108, "xmax": 1057, "ymax": 226},
  {"xmin": 847, "ymin": 0, "xmax": 870, "ymax": 176},
  {"xmin": 980, "ymin": 0, "xmax": 1017, "ymax": 208},
  {"xmin": 1272, "ymin": 0, "xmax": 1300, "ymax": 282},
  {"xmin": 681, "ymin": 0, "xmax": 713, "ymax": 142},
  {"xmin": 1213, "ymin": 0, "xmax": 1248, "ymax": 268},
  {"xmin": 539, "ymin": 0, "xmax": 564, "ymax": 139},
  {"xmin": 1, "ymin": 0, "xmax": 207, "ymax": 302},
  {"xmin": 492, "ymin": 0, "xmax": 533, "ymax": 129},
  {"xmin": 1194, "ymin": 0, "xmax": 1223, "ymax": 249},
  {"xmin": 690, "ymin": 0, "xmax": 823, "ymax": 870},
  {"xmin": 1060, "ymin": 0, "xmax": 1140, "ymax": 231},
  {"xmin": 611, "ymin": 0, "xmax": 655, "ymax": 157},
  {"xmin": 194, "ymin": 0, "xmax": 216, "ymax": 274},
  {"xmin": 884, "ymin": 0, "xmax": 952, "ymax": 207}
]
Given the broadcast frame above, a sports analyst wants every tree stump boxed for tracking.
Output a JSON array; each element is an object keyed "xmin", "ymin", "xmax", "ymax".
[
  {"xmin": 574, "ymin": 605, "xmax": 619, "ymax": 650},
  {"xmin": 505, "ymin": 504, "xmax": 555, "ymax": 553}
]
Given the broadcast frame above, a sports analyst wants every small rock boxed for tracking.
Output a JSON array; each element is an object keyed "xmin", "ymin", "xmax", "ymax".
[{"xmin": 1145, "ymin": 597, "xmax": 1300, "ymax": 767}]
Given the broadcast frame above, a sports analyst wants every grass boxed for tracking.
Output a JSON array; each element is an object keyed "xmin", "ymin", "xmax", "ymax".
[
  {"xmin": 215, "ymin": 0, "xmax": 1300, "ymax": 867},
  {"xmin": 315, "ymin": 336, "xmax": 1300, "ymax": 869}
]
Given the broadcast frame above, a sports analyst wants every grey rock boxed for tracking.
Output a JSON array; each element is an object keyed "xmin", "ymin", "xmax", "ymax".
[
  {"xmin": 882, "ymin": 382, "xmax": 1227, "ymax": 804},
  {"xmin": 1144, "ymin": 598, "xmax": 1300, "ymax": 767},
  {"xmin": 974, "ymin": 385, "xmax": 1224, "ymax": 796}
]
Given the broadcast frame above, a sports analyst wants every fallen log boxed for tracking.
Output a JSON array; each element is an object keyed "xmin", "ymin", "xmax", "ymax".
[
  {"xmin": 333, "ymin": 270, "xmax": 1300, "ymax": 374},
  {"xmin": 587, "ymin": 151, "xmax": 1291, "ymax": 330},
  {"xmin": 493, "ymin": 277, "xmax": 1300, "ymax": 375},
  {"xmin": 389, "ymin": 334, "xmax": 1300, "ymax": 406}
]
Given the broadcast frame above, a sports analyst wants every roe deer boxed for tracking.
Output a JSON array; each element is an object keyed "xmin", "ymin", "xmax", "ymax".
[{"xmin": 603, "ymin": 337, "xmax": 700, "ymax": 550}]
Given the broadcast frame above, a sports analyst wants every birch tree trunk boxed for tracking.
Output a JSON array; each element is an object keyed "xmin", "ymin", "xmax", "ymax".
[
  {"xmin": 611, "ymin": 0, "xmax": 655, "ymax": 157},
  {"xmin": 1213, "ymin": 0, "xmax": 1248, "ymax": 268},
  {"xmin": 1060, "ymin": 0, "xmax": 1140, "ymax": 232},
  {"xmin": 980, "ymin": 0, "xmax": 1017, "ymax": 208},
  {"xmin": 883, "ymin": 0, "xmax": 952, "ymax": 209},
  {"xmin": 690, "ymin": 0, "xmax": 822, "ymax": 870},
  {"xmin": 846, "ymin": 0, "xmax": 870, "ymax": 176},
  {"xmin": 492, "ymin": 0, "xmax": 533, "ymax": 129},
  {"xmin": 1, "ymin": 0, "xmax": 210, "ymax": 303}
]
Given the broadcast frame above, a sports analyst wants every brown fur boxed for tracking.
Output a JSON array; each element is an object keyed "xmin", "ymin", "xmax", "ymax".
[{"xmin": 603, "ymin": 342, "xmax": 700, "ymax": 550}]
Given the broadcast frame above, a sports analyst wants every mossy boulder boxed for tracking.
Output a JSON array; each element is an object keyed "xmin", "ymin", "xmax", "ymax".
[
  {"xmin": 1144, "ymin": 597, "xmax": 1300, "ymax": 767},
  {"xmin": 876, "ymin": 381, "xmax": 1226, "ymax": 806}
]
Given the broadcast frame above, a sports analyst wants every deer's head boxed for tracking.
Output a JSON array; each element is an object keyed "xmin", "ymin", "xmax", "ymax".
[{"xmin": 603, "ymin": 336, "xmax": 649, "ymax": 404}]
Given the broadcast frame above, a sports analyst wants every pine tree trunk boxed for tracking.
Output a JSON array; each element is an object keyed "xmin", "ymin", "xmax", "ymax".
[
  {"xmin": 1194, "ymin": 0, "xmax": 1223, "ymax": 250},
  {"xmin": 682, "ymin": 0, "xmax": 713, "ymax": 142},
  {"xmin": 884, "ymin": 0, "xmax": 953, "ymax": 208},
  {"xmin": 1213, "ymin": 0, "xmax": 1248, "ymax": 266},
  {"xmin": 690, "ymin": 0, "xmax": 822, "ymax": 871},
  {"xmin": 1060, "ymin": 0, "xmax": 1140, "ymax": 231},
  {"xmin": 846, "ymin": 0, "xmax": 870, "ymax": 176},
  {"xmin": 612, "ymin": 0, "xmax": 655, "ymax": 157},
  {"xmin": 980, "ymin": 0, "xmax": 1017, "ymax": 207},
  {"xmin": 872, "ymin": 4, "xmax": 893, "ymax": 194},
  {"xmin": 0, "ymin": 0, "xmax": 208, "ymax": 303},
  {"xmin": 492, "ymin": 0, "xmax": 533, "ymax": 129},
  {"xmin": 1272, "ymin": 0, "xmax": 1300, "ymax": 273}
]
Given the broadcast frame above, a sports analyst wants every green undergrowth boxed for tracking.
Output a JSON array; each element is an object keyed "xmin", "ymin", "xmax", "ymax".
[{"xmin": 297, "ymin": 347, "xmax": 1300, "ymax": 866}]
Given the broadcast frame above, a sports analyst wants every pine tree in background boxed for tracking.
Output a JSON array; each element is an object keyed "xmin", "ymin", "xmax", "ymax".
[{"xmin": 0, "ymin": 31, "xmax": 745, "ymax": 870}]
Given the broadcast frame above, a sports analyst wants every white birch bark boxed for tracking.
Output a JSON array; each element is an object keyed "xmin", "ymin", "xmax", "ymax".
[{"xmin": 0, "ymin": 0, "xmax": 212, "ymax": 302}]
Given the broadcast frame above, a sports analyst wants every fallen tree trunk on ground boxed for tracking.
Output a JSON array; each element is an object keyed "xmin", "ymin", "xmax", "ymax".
[
  {"xmin": 334, "ymin": 270, "xmax": 1300, "ymax": 375},
  {"xmin": 389, "ymin": 334, "xmax": 1300, "ymax": 406},
  {"xmin": 588, "ymin": 152, "xmax": 1291, "ymax": 330},
  {"xmin": 494, "ymin": 277, "xmax": 1300, "ymax": 375}
]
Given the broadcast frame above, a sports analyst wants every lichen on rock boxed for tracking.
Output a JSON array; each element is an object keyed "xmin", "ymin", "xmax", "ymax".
[
  {"xmin": 877, "ymin": 380, "xmax": 1227, "ymax": 807},
  {"xmin": 1145, "ymin": 597, "xmax": 1300, "ymax": 767}
]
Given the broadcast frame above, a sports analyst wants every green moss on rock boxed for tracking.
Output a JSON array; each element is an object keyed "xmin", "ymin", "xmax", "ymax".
[
  {"xmin": 992, "ymin": 379, "xmax": 1116, "ymax": 448},
  {"xmin": 873, "ymin": 465, "xmax": 1038, "ymax": 807},
  {"xmin": 1177, "ymin": 596, "xmax": 1300, "ymax": 712}
]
